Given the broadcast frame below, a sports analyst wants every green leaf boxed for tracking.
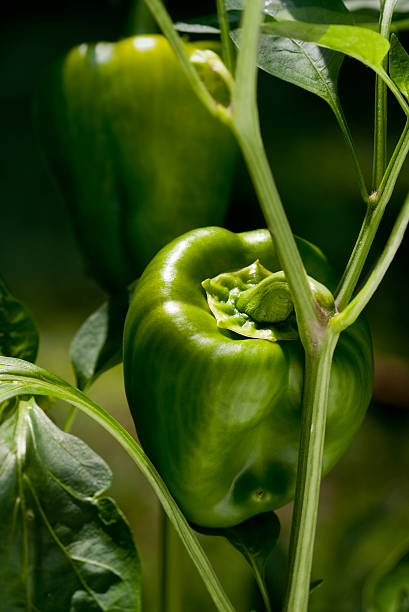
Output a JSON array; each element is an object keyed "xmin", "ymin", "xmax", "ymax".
[
  {"xmin": 390, "ymin": 34, "xmax": 409, "ymax": 98},
  {"xmin": 0, "ymin": 277, "xmax": 38, "ymax": 363},
  {"xmin": 346, "ymin": 0, "xmax": 409, "ymax": 13},
  {"xmin": 225, "ymin": 0, "xmax": 243, "ymax": 9},
  {"xmin": 196, "ymin": 512, "xmax": 280, "ymax": 575},
  {"xmin": 260, "ymin": 21, "xmax": 390, "ymax": 70},
  {"xmin": 70, "ymin": 287, "xmax": 132, "ymax": 391},
  {"xmin": 345, "ymin": 1, "xmax": 409, "ymax": 31},
  {"xmin": 263, "ymin": 0, "xmax": 353, "ymax": 25},
  {"xmin": 0, "ymin": 356, "xmax": 236, "ymax": 612},
  {"xmin": 364, "ymin": 540, "xmax": 409, "ymax": 612},
  {"xmin": 175, "ymin": 11, "xmax": 241, "ymax": 34},
  {"xmin": 193, "ymin": 512, "xmax": 280, "ymax": 611},
  {"xmin": 310, "ymin": 578, "xmax": 324, "ymax": 593},
  {"xmin": 175, "ymin": 22, "xmax": 221, "ymax": 33},
  {"xmin": 236, "ymin": 30, "xmax": 344, "ymax": 106},
  {"xmin": 0, "ymin": 396, "xmax": 141, "ymax": 612}
]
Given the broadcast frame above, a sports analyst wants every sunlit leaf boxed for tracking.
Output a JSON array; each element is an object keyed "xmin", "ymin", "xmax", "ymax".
[
  {"xmin": 390, "ymin": 34, "xmax": 409, "ymax": 98},
  {"xmin": 233, "ymin": 28, "xmax": 344, "ymax": 107},
  {"xmin": 175, "ymin": 22, "xmax": 221, "ymax": 33},
  {"xmin": 263, "ymin": 0, "xmax": 353, "ymax": 25},
  {"xmin": 0, "ymin": 396, "xmax": 141, "ymax": 612},
  {"xmin": 260, "ymin": 21, "xmax": 390, "ymax": 70}
]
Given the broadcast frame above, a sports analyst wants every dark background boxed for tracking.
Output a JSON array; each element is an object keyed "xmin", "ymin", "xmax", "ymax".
[{"xmin": 1, "ymin": 2, "xmax": 409, "ymax": 610}]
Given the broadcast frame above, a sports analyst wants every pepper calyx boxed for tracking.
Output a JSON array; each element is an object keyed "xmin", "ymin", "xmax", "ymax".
[
  {"xmin": 202, "ymin": 260, "xmax": 298, "ymax": 342},
  {"xmin": 202, "ymin": 260, "xmax": 335, "ymax": 342}
]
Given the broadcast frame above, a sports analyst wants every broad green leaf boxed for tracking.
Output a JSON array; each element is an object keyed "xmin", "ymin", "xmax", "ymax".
[
  {"xmin": 225, "ymin": 0, "xmax": 243, "ymax": 9},
  {"xmin": 233, "ymin": 29, "xmax": 344, "ymax": 106},
  {"xmin": 175, "ymin": 22, "xmax": 221, "ymax": 34},
  {"xmin": 364, "ymin": 540, "xmax": 409, "ymax": 611},
  {"xmin": 0, "ymin": 356, "xmax": 236, "ymax": 612},
  {"xmin": 343, "ymin": 1, "xmax": 409, "ymax": 30},
  {"xmin": 263, "ymin": 0, "xmax": 353, "ymax": 25},
  {"xmin": 345, "ymin": 0, "xmax": 381, "ymax": 11},
  {"xmin": 390, "ymin": 34, "xmax": 409, "ymax": 98},
  {"xmin": 0, "ymin": 277, "xmax": 38, "ymax": 363},
  {"xmin": 260, "ymin": 21, "xmax": 390, "ymax": 70},
  {"xmin": 228, "ymin": 0, "xmax": 351, "ymax": 19},
  {"xmin": 0, "ymin": 396, "xmax": 141, "ymax": 612},
  {"xmin": 70, "ymin": 287, "xmax": 131, "ymax": 391},
  {"xmin": 346, "ymin": 0, "xmax": 409, "ymax": 12}
]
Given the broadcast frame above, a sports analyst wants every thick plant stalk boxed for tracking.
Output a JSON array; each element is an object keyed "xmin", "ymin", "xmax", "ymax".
[
  {"xmin": 141, "ymin": 1, "xmax": 338, "ymax": 610},
  {"xmin": 283, "ymin": 333, "xmax": 340, "ymax": 612},
  {"xmin": 373, "ymin": 0, "xmax": 398, "ymax": 189}
]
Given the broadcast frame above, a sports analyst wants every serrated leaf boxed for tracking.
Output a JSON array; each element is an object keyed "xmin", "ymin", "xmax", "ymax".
[
  {"xmin": 260, "ymin": 21, "xmax": 390, "ymax": 70},
  {"xmin": 193, "ymin": 512, "xmax": 280, "ymax": 577},
  {"xmin": 0, "ymin": 397, "xmax": 141, "ymax": 612},
  {"xmin": 390, "ymin": 34, "xmax": 409, "ymax": 98},
  {"xmin": 70, "ymin": 287, "xmax": 132, "ymax": 391},
  {"xmin": 0, "ymin": 277, "xmax": 38, "ymax": 363}
]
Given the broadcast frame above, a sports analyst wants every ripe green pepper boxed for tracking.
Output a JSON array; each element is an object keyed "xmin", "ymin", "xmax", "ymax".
[
  {"xmin": 123, "ymin": 227, "xmax": 373, "ymax": 528},
  {"xmin": 36, "ymin": 35, "xmax": 236, "ymax": 292}
]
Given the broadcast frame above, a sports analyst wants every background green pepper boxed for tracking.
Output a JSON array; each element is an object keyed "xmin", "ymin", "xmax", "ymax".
[
  {"xmin": 124, "ymin": 227, "xmax": 373, "ymax": 528},
  {"xmin": 36, "ymin": 35, "xmax": 236, "ymax": 292}
]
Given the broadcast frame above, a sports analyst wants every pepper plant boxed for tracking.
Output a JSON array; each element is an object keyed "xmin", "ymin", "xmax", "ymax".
[{"xmin": 2, "ymin": 0, "xmax": 409, "ymax": 611}]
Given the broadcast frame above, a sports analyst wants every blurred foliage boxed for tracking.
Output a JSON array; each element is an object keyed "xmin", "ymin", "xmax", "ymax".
[{"xmin": 1, "ymin": 1, "xmax": 409, "ymax": 610}]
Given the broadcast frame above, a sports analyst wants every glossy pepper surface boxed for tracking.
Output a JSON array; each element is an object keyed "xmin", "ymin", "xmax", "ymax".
[
  {"xmin": 36, "ymin": 35, "xmax": 236, "ymax": 292},
  {"xmin": 123, "ymin": 227, "xmax": 373, "ymax": 528}
]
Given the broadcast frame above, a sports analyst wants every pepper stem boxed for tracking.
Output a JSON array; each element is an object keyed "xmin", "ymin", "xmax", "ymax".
[{"xmin": 283, "ymin": 331, "xmax": 340, "ymax": 612}]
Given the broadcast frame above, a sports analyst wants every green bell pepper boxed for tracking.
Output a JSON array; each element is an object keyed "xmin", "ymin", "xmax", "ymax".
[
  {"xmin": 36, "ymin": 35, "xmax": 236, "ymax": 292},
  {"xmin": 123, "ymin": 227, "xmax": 373, "ymax": 528}
]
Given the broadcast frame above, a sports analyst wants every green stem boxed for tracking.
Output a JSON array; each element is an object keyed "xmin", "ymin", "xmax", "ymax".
[
  {"xmin": 336, "ymin": 120, "xmax": 409, "ymax": 310},
  {"xmin": 64, "ymin": 380, "xmax": 91, "ymax": 432},
  {"xmin": 331, "ymin": 102, "xmax": 369, "ymax": 203},
  {"xmin": 125, "ymin": 0, "xmax": 158, "ymax": 36},
  {"xmin": 63, "ymin": 405, "xmax": 77, "ymax": 432},
  {"xmin": 283, "ymin": 332, "xmax": 339, "ymax": 612},
  {"xmin": 332, "ymin": 189, "xmax": 409, "ymax": 332},
  {"xmin": 232, "ymin": 0, "xmax": 319, "ymax": 346},
  {"xmin": 160, "ymin": 510, "xmax": 182, "ymax": 612},
  {"xmin": 216, "ymin": 0, "xmax": 234, "ymax": 73},
  {"xmin": 16, "ymin": 400, "xmax": 31, "ymax": 606},
  {"xmin": 250, "ymin": 562, "xmax": 272, "ymax": 612},
  {"xmin": 372, "ymin": 0, "xmax": 398, "ymax": 189}
]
